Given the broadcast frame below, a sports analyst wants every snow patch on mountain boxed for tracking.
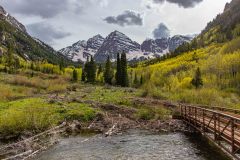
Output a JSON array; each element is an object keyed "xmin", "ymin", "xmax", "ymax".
[
  {"xmin": 59, "ymin": 35, "xmax": 105, "ymax": 62},
  {"xmin": 59, "ymin": 30, "xmax": 194, "ymax": 62}
]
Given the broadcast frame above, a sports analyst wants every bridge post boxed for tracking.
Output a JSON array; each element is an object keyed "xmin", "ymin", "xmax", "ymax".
[
  {"xmin": 231, "ymin": 118, "xmax": 235, "ymax": 153},
  {"xmin": 217, "ymin": 114, "xmax": 221, "ymax": 142},
  {"xmin": 194, "ymin": 107, "xmax": 197, "ymax": 127},
  {"xmin": 202, "ymin": 109, "xmax": 205, "ymax": 134},
  {"xmin": 214, "ymin": 113, "xmax": 217, "ymax": 140}
]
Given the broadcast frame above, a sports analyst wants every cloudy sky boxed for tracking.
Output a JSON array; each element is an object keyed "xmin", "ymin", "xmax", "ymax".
[{"xmin": 1, "ymin": 0, "xmax": 231, "ymax": 50}]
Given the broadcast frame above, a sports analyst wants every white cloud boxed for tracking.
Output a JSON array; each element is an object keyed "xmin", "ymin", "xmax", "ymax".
[{"xmin": 1, "ymin": 0, "xmax": 231, "ymax": 49}]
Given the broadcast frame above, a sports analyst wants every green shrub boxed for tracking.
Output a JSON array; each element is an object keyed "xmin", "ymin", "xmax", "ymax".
[
  {"xmin": 135, "ymin": 108, "xmax": 155, "ymax": 120},
  {"xmin": 64, "ymin": 103, "xmax": 98, "ymax": 121}
]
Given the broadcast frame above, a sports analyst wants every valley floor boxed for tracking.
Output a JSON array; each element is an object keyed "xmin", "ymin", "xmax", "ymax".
[
  {"xmin": 0, "ymin": 71, "xmax": 238, "ymax": 159},
  {"xmin": 0, "ymin": 72, "xmax": 179, "ymax": 140}
]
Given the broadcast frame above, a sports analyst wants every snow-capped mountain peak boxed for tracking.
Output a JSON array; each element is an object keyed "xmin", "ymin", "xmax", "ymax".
[
  {"xmin": 94, "ymin": 30, "xmax": 141, "ymax": 62},
  {"xmin": 59, "ymin": 35, "xmax": 105, "ymax": 62},
  {"xmin": 87, "ymin": 34, "xmax": 104, "ymax": 50},
  {"xmin": 59, "ymin": 30, "xmax": 194, "ymax": 63}
]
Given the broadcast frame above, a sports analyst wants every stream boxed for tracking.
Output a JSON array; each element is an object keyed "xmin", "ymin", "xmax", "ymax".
[{"xmin": 36, "ymin": 130, "xmax": 228, "ymax": 160}]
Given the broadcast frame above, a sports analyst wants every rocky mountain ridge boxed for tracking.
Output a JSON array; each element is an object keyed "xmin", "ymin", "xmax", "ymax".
[
  {"xmin": 0, "ymin": 5, "xmax": 71, "ymax": 65},
  {"xmin": 0, "ymin": 5, "xmax": 27, "ymax": 33},
  {"xmin": 59, "ymin": 31, "xmax": 193, "ymax": 62}
]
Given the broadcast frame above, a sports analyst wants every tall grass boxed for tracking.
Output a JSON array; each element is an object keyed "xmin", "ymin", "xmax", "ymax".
[{"xmin": 0, "ymin": 98, "xmax": 100, "ymax": 136}]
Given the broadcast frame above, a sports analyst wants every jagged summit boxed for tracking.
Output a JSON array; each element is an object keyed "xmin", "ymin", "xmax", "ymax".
[
  {"xmin": 94, "ymin": 30, "xmax": 141, "ymax": 62},
  {"xmin": 59, "ymin": 30, "xmax": 193, "ymax": 62},
  {"xmin": 87, "ymin": 34, "xmax": 104, "ymax": 50},
  {"xmin": 59, "ymin": 35, "xmax": 105, "ymax": 62}
]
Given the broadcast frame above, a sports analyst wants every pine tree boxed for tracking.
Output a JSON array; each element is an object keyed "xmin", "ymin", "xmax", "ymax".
[
  {"xmin": 59, "ymin": 58, "xmax": 65, "ymax": 72},
  {"xmin": 120, "ymin": 52, "xmax": 128, "ymax": 87},
  {"xmin": 72, "ymin": 69, "xmax": 78, "ymax": 81},
  {"xmin": 81, "ymin": 67, "xmax": 86, "ymax": 82},
  {"xmin": 7, "ymin": 43, "xmax": 14, "ymax": 68},
  {"xmin": 115, "ymin": 53, "xmax": 121, "ymax": 85},
  {"xmin": 84, "ymin": 57, "xmax": 90, "ymax": 81},
  {"xmin": 104, "ymin": 56, "xmax": 113, "ymax": 84},
  {"xmin": 191, "ymin": 67, "xmax": 203, "ymax": 89},
  {"xmin": 86, "ymin": 56, "xmax": 96, "ymax": 83},
  {"xmin": 140, "ymin": 75, "xmax": 143, "ymax": 85},
  {"xmin": 97, "ymin": 64, "xmax": 103, "ymax": 76},
  {"xmin": 6, "ymin": 43, "xmax": 15, "ymax": 73}
]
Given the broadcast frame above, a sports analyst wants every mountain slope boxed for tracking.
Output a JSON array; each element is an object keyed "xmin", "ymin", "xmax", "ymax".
[
  {"xmin": 191, "ymin": 0, "xmax": 240, "ymax": 48},
  {"xmin": 0, "ymin": 6, "xmax": 27, "ymax": 33},
  {"xmin": 60, "ymin": 31, "xmax": 192, "ymax": 63},
  {"xmin": 141, "ymin": 35, "xmax": 192, "ymax": 54},
  {"xmin": 59, "ymin": 35, "xmax": 105, "ymax": 62},
  {"xmin": 94, "ymin": 31, "xmax": 141, "ymax": 62},
  {"xmin": 0, "ymin": 5, "xmax": 70, "ymax": 65}
]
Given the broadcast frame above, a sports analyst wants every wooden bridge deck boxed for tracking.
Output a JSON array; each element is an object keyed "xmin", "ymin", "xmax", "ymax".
[{"xmin": 180, "ymin": 104, "xmax": 240, "ymax": 160}]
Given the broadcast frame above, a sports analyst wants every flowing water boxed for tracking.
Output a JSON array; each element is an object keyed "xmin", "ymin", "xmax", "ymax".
[{"xmin": 36, "ymin": 130, "xmax": 228, "ymax": 160}]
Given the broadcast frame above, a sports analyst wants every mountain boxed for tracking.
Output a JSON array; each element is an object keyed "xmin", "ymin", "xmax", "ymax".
[
  {"xmin": 0, "ymin": 5, "xmax": 70, "ymax": 64},
  {"xmin": 60, "ymin": 31, "xmax": 192, "ymax": 62},
  {"xmin": 59, "ymin": 35, "xmax": 105, "ymax": 62},
  {"xmin": 0, "ymin": 6, "xmax": 27, "ymax": 33},
  {"xmin": 190, "ymin": 0, "xmax": 240, "ymax": 48},
  {"xmin": 168, "ymin": 35, "xmax": 193, "ymax": 51},
  {"xmin": 94, "ymin": 31, "xmax": 141, "ymax": 62},
  {"xmin": 141, "ymin": 35, "xmax": 192, "ymax": 54},
  {"xmin": 87, "ymin": 34, "xmax": 105, "ymax": 50}
]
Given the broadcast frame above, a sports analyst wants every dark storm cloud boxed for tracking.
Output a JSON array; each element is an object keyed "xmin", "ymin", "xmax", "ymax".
[
  {"xmin": 153, "ymin": 23, "xmax": 170, "ymax": 39},
  {"xmin": 1, "ymin": 0, "xmax": 105, "ymax": 18},
  {"xmin": 153, "ymin": 0, "xmax": 203, "ymax": 8},
  {"xmin": 27, "ymin": 23, "xmax": 71, "ymax": 44},
  {"xmin": 104, "ymin": 10, "xmax": 143, "ymax": 27}
]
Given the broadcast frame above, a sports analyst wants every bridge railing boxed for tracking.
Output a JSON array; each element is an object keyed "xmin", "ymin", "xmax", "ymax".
[
  {"xmin": 180, "ymin": 103, "xmax": 240, "ymax": 115},
  {"xmin": 180, "ymin": 104, "xmax": 240, "ymax": 160}
]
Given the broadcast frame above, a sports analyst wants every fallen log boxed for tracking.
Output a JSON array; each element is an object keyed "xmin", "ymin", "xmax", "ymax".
[{"xmin": 105, "ymin": 123, "xmax": 118, "ymax": 137}]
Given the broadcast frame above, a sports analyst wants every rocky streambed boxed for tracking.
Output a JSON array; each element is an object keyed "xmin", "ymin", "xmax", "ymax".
[{"xmin": 36, "ymin": 129, "xmax": 229, "ymax": 160}]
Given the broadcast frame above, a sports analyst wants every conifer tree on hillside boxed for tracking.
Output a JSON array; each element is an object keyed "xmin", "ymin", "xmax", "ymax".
[
  {"xmin": 81, "ymin": 67, "xmax": 86, "ymax": 82},
  {"xmin": 98, "ymin": 64, "xmax": 103, "ymax": 76},
  {"xmin": 86, "ymin": 56, "xmax": 96, "ymax": 83},
  {"xmin": 59, "ymin": 58, "xmax": 65, "ymax": 72},
  {"xmin": 104, "ymin": 56, "xmax": 113, "ymax": 84},
  {"xmin": 7, "ymin": 43, "xmax": 14, "ymax": 68},
  {"xmin": 115, "ymin": 53, "xmax": 121, "ymax": 85},
  {"xmin": 191, "ymin": 67, "xmax": 203, "ymax": 89},
  {"xmin": 120, "ymin": 52, "xmax": 128, "ymax": 87},
  {"xmin": 140, "ymin": 75, "xmax": 143, "ymax": 85}
]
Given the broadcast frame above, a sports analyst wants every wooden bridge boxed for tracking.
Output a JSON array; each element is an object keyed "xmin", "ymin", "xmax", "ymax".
[{"xmin": 180, "ymin": 104, "xmax": 240, "ymax": 160}]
